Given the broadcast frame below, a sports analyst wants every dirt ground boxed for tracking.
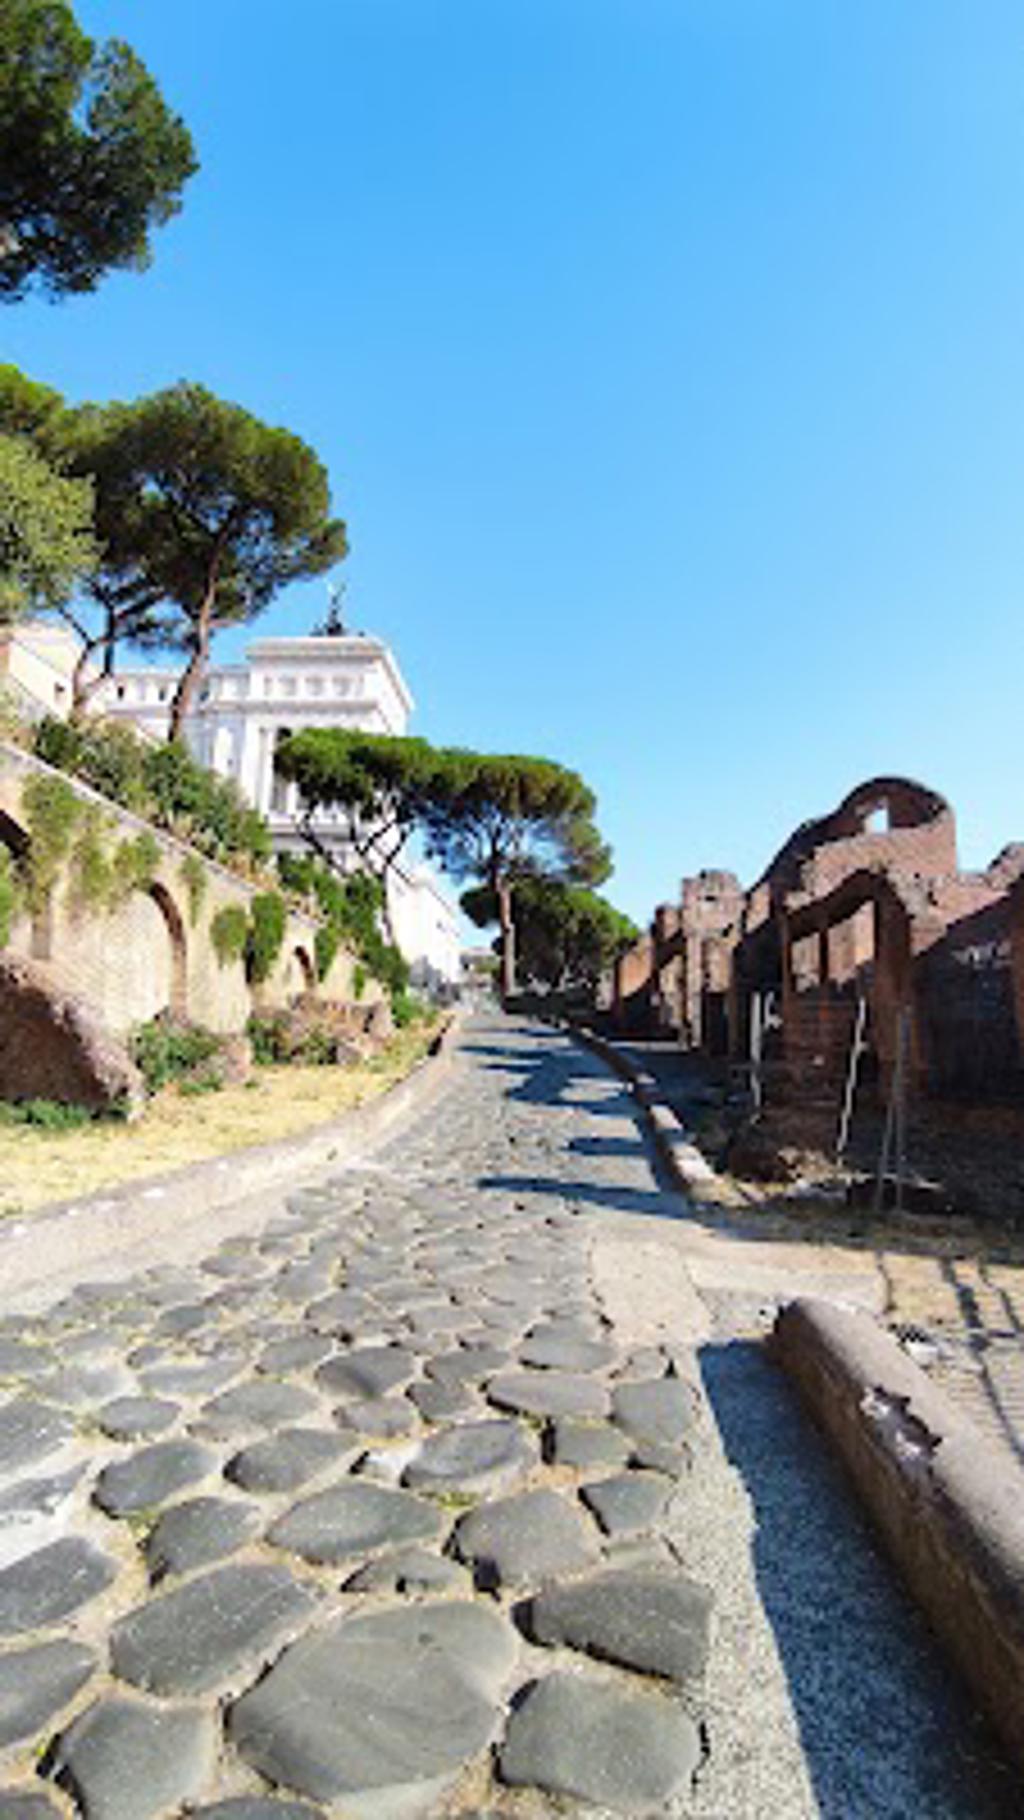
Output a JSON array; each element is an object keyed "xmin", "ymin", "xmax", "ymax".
[{"xmin": 0, "ymin": 1022, "xmax": 437, "ymax": 1219}]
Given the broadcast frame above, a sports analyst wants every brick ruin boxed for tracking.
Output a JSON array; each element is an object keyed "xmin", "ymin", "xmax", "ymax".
[{"xmin": 612, "ymin": 776, "xmax": 1024, "ymax": 1110}]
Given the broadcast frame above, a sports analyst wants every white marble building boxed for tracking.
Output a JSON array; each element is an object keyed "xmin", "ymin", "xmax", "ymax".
[{"xmin": 89, "ymin": 630, "xmax": 461, "ymax": 992}]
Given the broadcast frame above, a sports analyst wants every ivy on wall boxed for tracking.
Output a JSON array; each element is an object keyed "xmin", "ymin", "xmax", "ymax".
[
  {"xmin": 179, "ymin": 852, "xmax": 207, "ymax": 926},
  {"xmin": 245, "ymin": 891, "xmax": 286, "ymax": 986},
  {"xmin": 276, "ymin": 852, "xmax": 408, "ymax": 1000},
  {"xmin": 210, "ymin": 903, "xmax": 249, "ymax": 967},
  {"xmin": 20, "ymin": 772, "xmax": 81, "ymax": 915}
]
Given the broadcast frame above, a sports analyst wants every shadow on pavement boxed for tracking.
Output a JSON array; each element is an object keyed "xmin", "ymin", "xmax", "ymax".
[
  {"xmin": 698, "ymin": 1339, "xmax": 1016, "ymax": 1820},
  {"xmin": 477, "ymin": 1173, "xmax": 683, "ymax": 1221}
]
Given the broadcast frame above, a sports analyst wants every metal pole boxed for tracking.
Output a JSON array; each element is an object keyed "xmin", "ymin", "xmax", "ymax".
[
  {"xmin": 750, "ymin": 991, "xmax": 763, "ymax": 1114},
  {"xmin": 837, "ymin": 993, "xmax": 867, "ymax": 1164},
  {"xmin": 894, "ymin": 1008, "xmax": 909, "ymax": 1216}
]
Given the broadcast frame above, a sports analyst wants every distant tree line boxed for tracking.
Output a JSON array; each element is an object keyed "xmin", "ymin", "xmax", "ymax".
[{"xmin": 276, "ymin": 730, "xmax": 636, "ymax": 1001}]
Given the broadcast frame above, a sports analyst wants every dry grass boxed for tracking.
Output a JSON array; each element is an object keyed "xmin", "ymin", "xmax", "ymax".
[{"xmin": 0, "ymin": 1023, "xmax": 438, "ymax": 1219}]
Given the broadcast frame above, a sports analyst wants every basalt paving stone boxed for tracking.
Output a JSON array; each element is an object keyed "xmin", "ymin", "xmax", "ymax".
[
  {"xmin": 154, "ymin": 1304, "xmax": 212, "ymax": 1338},
  {"xmin": 405, "ymin": 1311, "xmax": 469, "ymax": 1342},
  {"xmin": 499, "ymin": 1670, "xmax": 702, "ymax": 1815},
  {"xmin": 0, "ymin": 1639, "xmax": 96, "ymax": 1747},
  {"xmin": 0, "ymin": 1791, "xmax": 63, "ymax": 1816},
  {"xmin": 0, "ymin": 1539, "xmax": 117, "ymax": 1634},
  {"xmin": 0, "ymin": 1466, "xmax": 85, "ymax": 1528},
  {"xmin": 49, "ymin": 1696, "xmax": 216, "ymax": 1820},
  {"xmin": 520, "ymin": 1567, "xmax": 713, "ymax": 1683},
  {"xmin": 454, "ymin": 1488, "xmax": 600, "ymax": 1591},
  {"xmin": 402, "ymin": 1420, "xmax": 537, "ymax": 1495},
  {"xmin": 139, "ymin": 1357, "xmax": 245, "ymax": 1398},
  {"xmin": 0, "ymin": 1341, "xmax": 52, "ymax": 1377},
  {"xmin": 486, "ymin": 1370, "xmax": 610, "ymax": 1422},
  {"xmin": 144, "ymin": 1496, "xmax": 262, "ymax": 1581},
  {"xmin": 229, "ymin": 1600, "xmax": 516, "ymax": 1806},
  {"xmin": 580, "ymin": 1471, "xmax": 673, "ymax": 1537},
  {"xmin": 615, "ymin": 1346, "xmax": 670, "ymax": 1382},
  {"xmin": 268, "ymin": 1482, "xmax": 442, "ymax": 1564},
  {"xmin": 93, "ymin": 1441, "xmax": 219, "ymax": 1516},
  {"xmin": 517, "ymin": 1334, "xmax": 617, "ymax": 1373},
  {"xmin": 0, "ymin": 1401, "xmax": 74, "ymax": 1477},
  {"xmin": 315, "ymin": 1348, "xmax": 416, "ymax": 1400},
  {"xmin": 304, "ymin": 1293, "xmax": 376, "ymax": 1336},
  {"xmin": 225, "ymin": 1426, "xmax": 358, "ymax": 1494},
  {"xmin": 97, "ymin": 1397, "xmax": 180, "ymax": 1441},
  {"xmin": 190, "ymin": 1802, "xmax": 324, "ymax": 1818},
  {"xmin": 110, "ymin": 1562, "xmax": 316, "ymax": 1696},
  {"xmin": 343, "ymin": 1548, "xmax": 469, "ymax": 1594},
  {"xmin": 629, "ymin": 1439, "xmax": 691, "ymax": 1476},
  {"xmin": 611, "ymin": 1377, "xmax": 696, "ymax": 1449},
  {"xmin": 547, "ymin": 1419, "xmax": 632, "ymax": 1471},
  {"xmin": 333, "ymin": 1398, "xmax": 419, "ymax": 1441},
  {"xmin": 407, "ymin": 1380, "xmax": 479, "ymax": 1422},
  {"xmin": 424, "ymin": 1347, "xmax": 509, "ymax": 1387},
  {"xmin": 272, "ymin": 1267, "xmax": 332, "ymax": 1303},
  {"xmin": 198, "ymin": 1381, "xmax": 320, "ymax": 1438},
  {"xmin": 201, "ymin": 1255, "xmax": 270, "ymax": 1281}
]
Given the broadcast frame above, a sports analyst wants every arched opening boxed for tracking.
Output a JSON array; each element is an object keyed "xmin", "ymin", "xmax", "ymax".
[
  {"xmin": 0, "ymin": 808, "xmax": 29, "ymax": 862},
  {"xmin": 0, "ymin": 807, "xmax": 48, "ymax": 959},
  {"xmin": 148, "ymin": 882, "xmax": 188, "ymax": 1018},
  {"xmin": 293, "ymin": 944, "xmax": 315, "ymax": 995}
]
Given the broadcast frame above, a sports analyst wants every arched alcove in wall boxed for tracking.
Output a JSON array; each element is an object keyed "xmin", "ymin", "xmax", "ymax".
[
  {"xmin": 293, "ymin": 944, "xmax": 315, "ymax": 995},
  {"xmin": 0, "ymin": 807, "xmax": 49, "ymax": 959},
  {"xmin": 147, "ymin": 882, "xmax": 188, "ymax": 1018}
]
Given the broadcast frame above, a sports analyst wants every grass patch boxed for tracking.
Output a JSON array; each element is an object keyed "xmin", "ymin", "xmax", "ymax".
[{"xmin": 0, "ymin": 1022, "xmax": 440, "ymax": 1219}]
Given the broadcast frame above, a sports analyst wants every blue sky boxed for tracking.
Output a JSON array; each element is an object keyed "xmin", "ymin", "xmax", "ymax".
[{"xmin": 5, "ymin": 1, "xmax": 1024, "ymax": 922}]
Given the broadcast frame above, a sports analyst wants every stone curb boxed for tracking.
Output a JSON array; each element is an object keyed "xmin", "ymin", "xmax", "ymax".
[
  {"xmin": 772, "ymin": 1295, "xmax": 1024, "ymax": 1770},
  {"xmin": 0, "ymin": 1015, "xmax": 463, "ymax": 1312},
  {"xmin": 569, "ymin": 1025, "xmax": 724, "ymax": 1200}
]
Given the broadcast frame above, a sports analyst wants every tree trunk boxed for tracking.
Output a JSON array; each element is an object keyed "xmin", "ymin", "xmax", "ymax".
[
  {"xmin": 168, "ymin": 552, "xmax": 224, "ymax": 741},
  {"xmin": 70, "ymin": 640, "xmax": 101, "ymax": 721},
  {"xmin": 167, "ymin": 637, "xmax": 206, "ymax": 740},
  {"xmin": 497, "ymin": 877, "xmax": 516, "ymax": 1003}
]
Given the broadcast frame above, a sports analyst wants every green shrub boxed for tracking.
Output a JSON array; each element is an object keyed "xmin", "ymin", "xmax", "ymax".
[
  {"xmin": 277, "ymin": 851, "xmax": 317, "ymax": 897},
  {"xmin": 0, "ymin": 1098, "xmax": 92, "ymax": 1130},
  {"xmin": 34, "ymin": 716, "xmax": 149, "ymax": 812},
  {"xmin": 31, "ymin": 719, "xmax": 274, "ymax": 870},
  {"xmin": 132, "ymin": 1018, "xmax": 224, "ymax": 1094},
  {"xmin": 352, "ymin": 962, "xmax": 366, "ymax": 999},
  {"xmin": 246, "ymin": 1010, "xmax": 342, "ymax": 1068},
  {"xmin": 391, "ymin": 987, "xmax": 426, "ymax": 1028},
  {"xmin": 246, "ymin": 891, "xmax": 286, "ymax": 985},
  {"xmin": 210, "ymin": 904, "xmax": 249, "ymax": 967},
  {"xmin": 247, "ymin": 1012, "xmax": 286, "ymax": 1065}
]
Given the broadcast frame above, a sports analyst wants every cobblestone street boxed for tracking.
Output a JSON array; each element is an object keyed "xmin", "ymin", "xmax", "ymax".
[{"xmin": 0, "ymin": 1018, "xmax": 1015, "ymax": 1818}]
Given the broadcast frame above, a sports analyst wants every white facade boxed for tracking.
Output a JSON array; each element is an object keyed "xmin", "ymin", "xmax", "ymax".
[
  {"xmin": 90, "ymin": 630, "xmax": 460, "ymax": 993},
  {"xmin": 0, "ymin": 621, "xmax": 82, "ymax": 720}
]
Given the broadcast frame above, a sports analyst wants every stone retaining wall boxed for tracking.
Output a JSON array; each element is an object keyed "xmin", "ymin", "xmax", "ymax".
[
  {"xmin": 0, "ymin": 744, "xmax": 373, "ymax": 1082},
  {"xmin": 772, "ymin": 1297, "xmax": 1024, "ymax": 1769}
]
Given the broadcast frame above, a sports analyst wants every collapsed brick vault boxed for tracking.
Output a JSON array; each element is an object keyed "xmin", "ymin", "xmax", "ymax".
[{"xmin": 612, "ymin": 777, "xmax": 1024, "ymax": 1105}]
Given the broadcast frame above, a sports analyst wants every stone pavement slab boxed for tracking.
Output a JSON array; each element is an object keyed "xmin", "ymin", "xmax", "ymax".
[{"xmin": 0, "ymin": 1014, "xmax": 1011, "ymax": 1817}]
